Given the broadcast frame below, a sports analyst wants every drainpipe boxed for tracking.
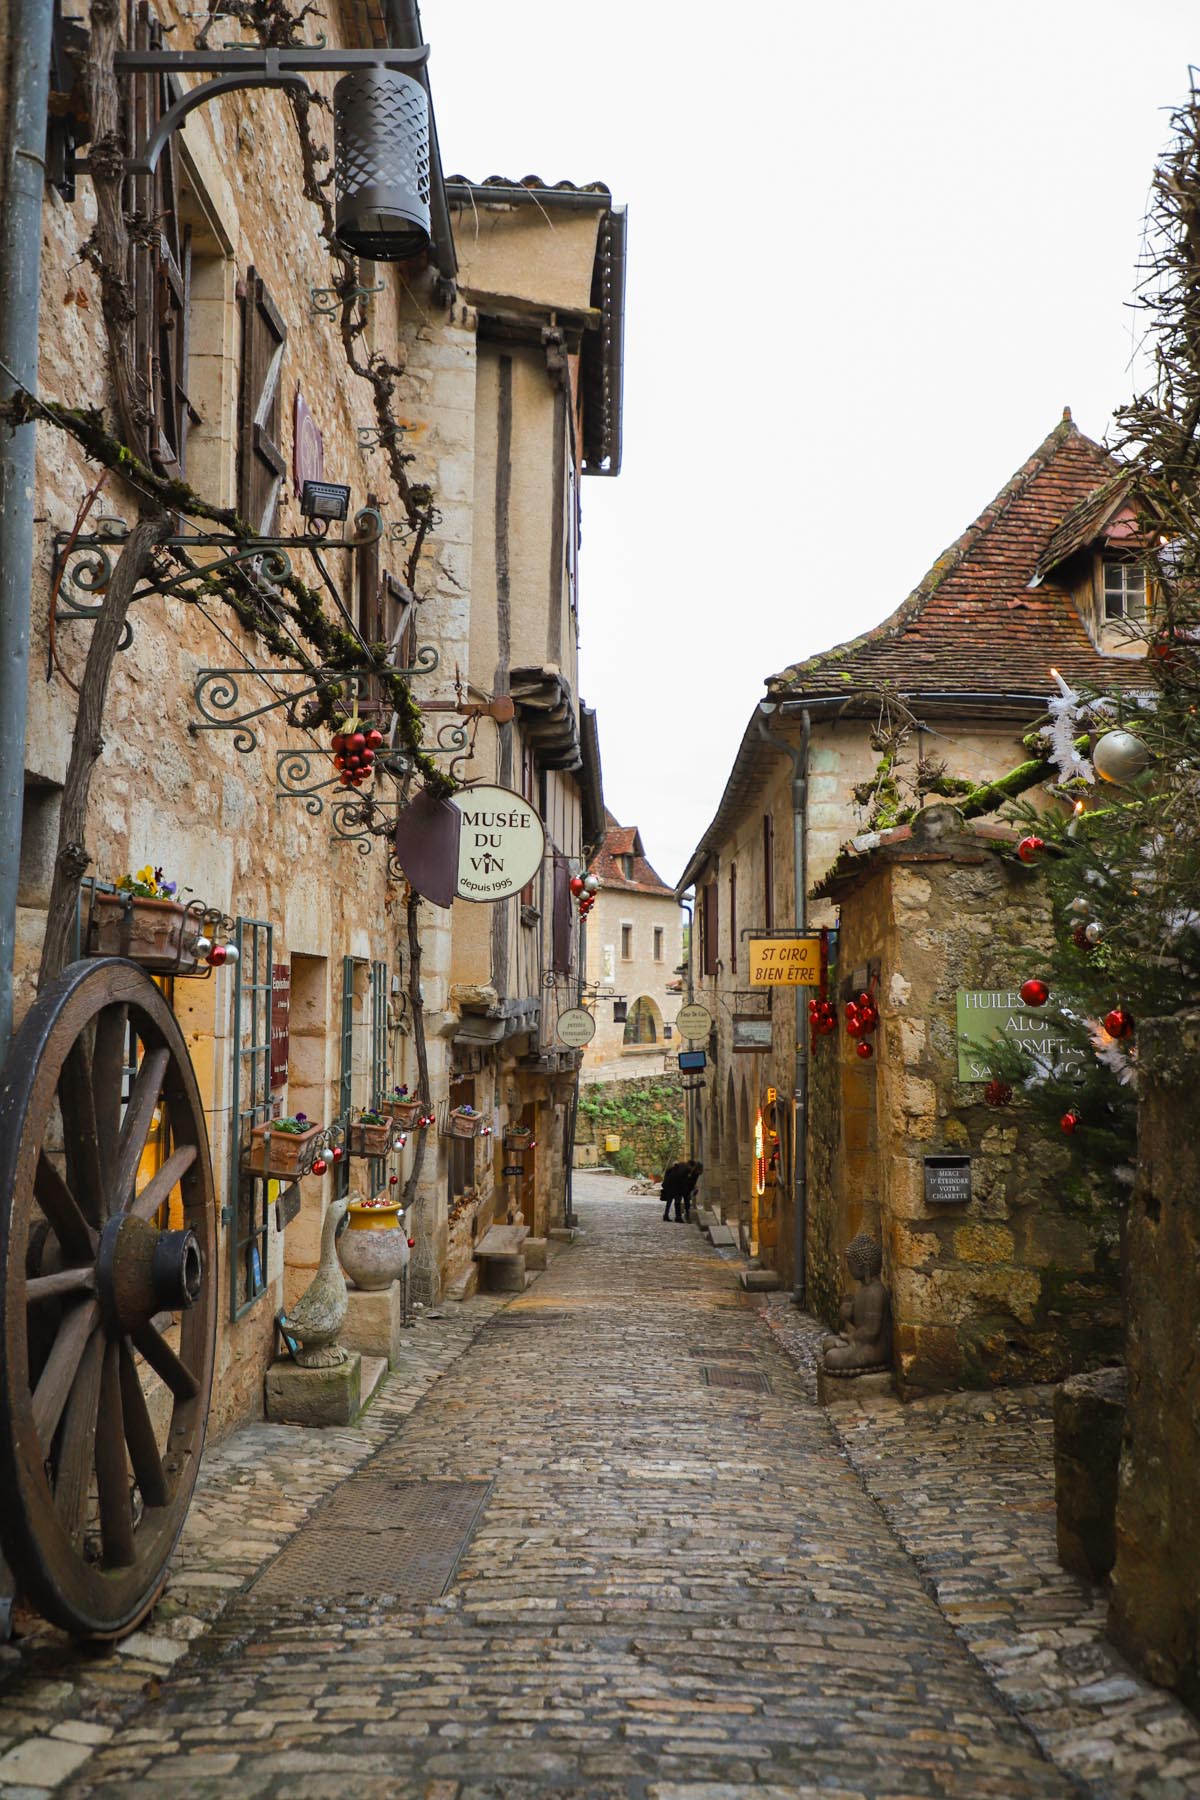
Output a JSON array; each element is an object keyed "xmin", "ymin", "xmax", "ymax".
[
  {"xmin": 756, "ymin": 701, "xmax": 810, "ymax": 1307},
  {"xmin": 678, "ymin": 895, "xmax": 694, "ymax": 1158},
  {"xmin": 0, "ymin": 0, "xmax": 54, "ymax": 1058}
]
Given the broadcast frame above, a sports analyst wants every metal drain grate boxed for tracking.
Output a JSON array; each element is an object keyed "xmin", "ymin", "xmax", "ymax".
[
  {"xmin": 700, "ymin": 1365, "xmax": 772, "ymax": 1393},
  {"xmin": 688, "ymin": 1346, "xmax": 758, "ymax": 1361},
  {"xmin": 251, "ymin": 1478, "xmax": 492, "ymax": 1600},
  {"xmin": 490, "ymin": 1310, "xmax": 569, "ymax": 1327}
]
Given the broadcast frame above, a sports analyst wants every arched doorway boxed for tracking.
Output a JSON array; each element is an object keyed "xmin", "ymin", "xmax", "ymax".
[{"xmin": 623, "ymin": 995, "xmax": 663, "ymax": 1046}]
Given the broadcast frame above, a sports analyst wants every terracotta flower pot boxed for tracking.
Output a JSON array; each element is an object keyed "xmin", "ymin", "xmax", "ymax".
[
  {"xmin": 381, "ymin": 1098, "xmax": 422, "ymax": 1128},
  {"xmin": 348, "ymin": 1118, "xmax": 393, "ymax": 1157},
  {"xmin": 88, "ymin": 893, "xmax": 197, "ymax": 972},
  {"xmin": 244, "ymin": 1121, "xmax": 323, "ymax": 1178},
  {"xmin": 448, "ymin": 1109, "xmax": 482, "ymax": 1139}
]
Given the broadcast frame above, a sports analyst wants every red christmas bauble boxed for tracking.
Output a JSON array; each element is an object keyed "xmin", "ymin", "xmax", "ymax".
[
  {"xmin": 311, "ymin": 1156, "xmax": 328, "ymax": 1175},
  {"xmin": 207, "ymin": 943, "xmax": 228, "ymax": 966},
  {"xmin": 1071, "ymin": 922, "xmax": 1092, "ymax": 950},
  {"xmin": 1017, "ymin": 835, "xmax": 1045, "ymax": 865},
  {"xmin": 856, "ymin": 1040, "xmax": 874, "ymax": 1060},
  {"xmin": 1059, "ymin": 1111, "xmax": 1079, "ymax": 1135},
  {"xmin": 1104, "ymin": 1007, "xmax": 1135, "ymax": 1040},
  {"xmin": 846, "ymin": 1018, "xmax": 862, "ymax": 1038},
  {"xmin": 1019, "ymin": 979, "xmax": 1049, "ymax": 1007},
  {"xmin": 389, "ymin": 1173, "xmax": 399, "ymax": 1186},
  {"xmin": 569, "ymin": 876, "xmax": 585, "ymax": 896},
  {"xmin": 332, "ymin": 1146, "xmax": 344, "ymax": 1163},
  {"xmin": 407, "ymin": 1237, "xmax": 416, "ymax": 1248},
  {"xmin": 366, "ymin": 729, "xmax": 384, "ymax": 749},
  {"xmin": 818, "ymin": 1017, "xmax": 836, "ymax": 1036},
  {"xmin": 985, "ymin": 1079, "xmax": 1013, "ymax": 1108},
  {"xmin": 349, "ymin": 732, "xmax": 366, "ymax": 750}
]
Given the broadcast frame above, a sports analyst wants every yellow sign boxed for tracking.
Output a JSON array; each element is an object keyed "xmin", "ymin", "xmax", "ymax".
[
  {"xmin": 765, "ymin": 1086, "xmax": 777, "ymax": 1105},
  {"xmin": 747, "ymin": 936, "xmax": 821, "ymax": 987}
]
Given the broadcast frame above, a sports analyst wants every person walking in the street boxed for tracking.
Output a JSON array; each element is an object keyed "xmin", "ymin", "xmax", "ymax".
[{"xmin": 661, "ymin": 1161, "xmax": 689, "ymax": 1221}]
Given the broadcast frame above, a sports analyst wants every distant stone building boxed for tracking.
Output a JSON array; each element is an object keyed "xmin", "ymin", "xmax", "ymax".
[
  {"xmin": 582, "ymin": 814, "xmax": 682, "ymax": 1082},
  {"xmin": 678, "ymin": 412, "xmax": 1153, "ymax": 1353}
]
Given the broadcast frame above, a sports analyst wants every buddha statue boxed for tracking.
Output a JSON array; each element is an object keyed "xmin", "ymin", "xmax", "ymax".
[{"xmin": 819, "ymin": 1231, "xmax": 892, "ymax": 1375}]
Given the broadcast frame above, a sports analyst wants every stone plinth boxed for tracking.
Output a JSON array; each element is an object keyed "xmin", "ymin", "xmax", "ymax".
[
  {"xmin": 340, "ymin": 1284, "xmax": 404, "ymax": 1367},
  {"xmin": 523, "ymin": 1237, "xmax": 548, "ymax": 1271},
  {"xmin": 707, "ymin": 1225, "xmax": 736, "ymax": 1248},
  {"xmin": 817, "ymin": 1366, "xmax": 894, "ymax": 1407},
  {"xmin": 1054, "ymin": 1365, "xmax": 1127, "ymax": 1580},
  {"xmin": 482, "ymin": 1255, "xmax": 525, "ymax": 1293},
  {"xmin": 265, "ymin": 1353, "xmax": 361, "ymax": 1427},
  {"xmin": 740, "ymin": 1267, "xmax": 782, "ymax": 1292}
]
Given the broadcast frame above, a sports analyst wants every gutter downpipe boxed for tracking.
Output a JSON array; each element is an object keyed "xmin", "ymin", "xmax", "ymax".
[
  {"xmin": 756, "ymin": 702, "xmax": 810, "ymax": 1307},
  {"xmin": 0, "ymin": 0, "xmax": 54, "ymax": 1058},
  {"xmin": 678, "ymin": 895, "xmax": 694, "ymax": 1157}
]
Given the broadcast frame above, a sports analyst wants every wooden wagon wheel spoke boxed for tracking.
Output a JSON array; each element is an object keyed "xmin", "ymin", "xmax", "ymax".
[
  {"xmin": 90, "ymin": 1002, "xmax": 128, "ymax": 1197},
  {"xmin": 95, "ymin": 1343, "xmax": 135, "ymax": 1567},
  {"xmin": 59, "ymin": 1040, "xmax": 103, "ymax": 1225},
  {"xmin": 0, "ymin": 959, "xmax": 217, "ymax": 1639},
  {"xmin": 132, "ymin": 1322, "xmax": 200, "ymax": 1400},
  {"xmin": 26, "ymin": 1267, "xmax": 96, "ymax": 1304},
  {"xmin": 127, "ymin": 1143, "xmax": 197, "ymax": 1223},
  {"xmin": 111, "ymin": 1045, "xmax": 170, "ymax": 1217},
  {"xmin": 34, "ymin": 1152, "xmax": 97, "ymax": 1264},
  {"xmin": 32, "ymin": 1299, "xmax": 100, "ymax": 1450},
  {"xmin": 54, "ymin": 1333, "xmax": 104, "ymax": 1548},
  {"xmin": 118, "ymin": 1340, "xmax": 169, "ymax": 1508}
]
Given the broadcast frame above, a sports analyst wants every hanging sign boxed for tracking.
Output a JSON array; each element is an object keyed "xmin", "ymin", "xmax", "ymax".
[
  {"xmin": 270, "ymin": 962, "xmax": 291, "ymax": 1090},
  {"xmin": 732, "ymin": 1015, "xmax": 773, "ymax": 1053},
  {"xmin": 451, "ymin": 784, "xmax": 546, "ymax": 903},
  {"xmin": 556, "ymin": 1007, "xmax": 596, "ymax": 1047},
  {"xmin": 747, "ymin": 935, "xmax": 822, "ymax": 987},
  {"xmin": 675, "ymin": 1001, "xmax": 713, "ymax": 1040}
]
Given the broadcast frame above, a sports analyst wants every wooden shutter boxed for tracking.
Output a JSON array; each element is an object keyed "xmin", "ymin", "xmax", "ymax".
[
  {"xmin": 703, "ymin": 880, "xmax": 719, "ymax": 977},
  {"xmin": 130, "ymin": 7, "xmax": 199, "ymax": 478},
  {"xmin": 763, "ymin": 813, "xmax": 775, "ymax": 931},
  {"xmin": 551, "ymin": 853, "xmax": 572, "ymax": 974},
  {"xmin": 238, "ymin": 270, "xmax": 287, "ymax": 533}
]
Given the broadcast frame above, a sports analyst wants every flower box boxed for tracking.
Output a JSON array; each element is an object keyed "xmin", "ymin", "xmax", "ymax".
[
  {"xmin": 503, "ymin": 1125, "xmax": 532, "ymax": 1147},
  {"xmin": 87, "ymin": 893, "xmax": 199, "ymax": 973},
  {"xmin": 348, "ymin": 1117, "xmax": 393, "ymax": 1157},
  {"xmin": 447, "ymin": 1108, "xmax": 483, "ymax": 1140},
  {"xmin": 243, "ymin": 1120, "xmax": 323, "ymax": 1178},
  {"xmin": 381, "ymin": 1097, "xmax": 423, "ymax": 1129}
]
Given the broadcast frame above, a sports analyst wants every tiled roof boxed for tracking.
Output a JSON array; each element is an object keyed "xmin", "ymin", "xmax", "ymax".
[
  {"xmin": 445, "ymin": 174, "xmax": 612, "ymax": 197},
  {"xmin": 767, "ymin": 414, "xmax": 1155, "ymax": 699},
  {"xmin": 589, "ymin": 818, "xmax": 675, "ymax": 897}
]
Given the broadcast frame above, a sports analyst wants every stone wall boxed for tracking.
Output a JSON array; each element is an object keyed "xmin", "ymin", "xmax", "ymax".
[
  {"xmin": 575, "ymin": 1075, "xmax": 686, "ymax": 1181},
  {"xmin": 1108, "ymin": 1008, "xmax": 1200, "ymax": 1710},
  {"xmin": 810, "ymin": 806, "xmax": 1123, "ymax": 1398}
]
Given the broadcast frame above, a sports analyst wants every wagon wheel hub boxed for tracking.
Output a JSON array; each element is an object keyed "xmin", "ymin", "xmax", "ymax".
[{"xmin": 96, "ymin": 1217, "xmax": 204, "ymax": 1336}]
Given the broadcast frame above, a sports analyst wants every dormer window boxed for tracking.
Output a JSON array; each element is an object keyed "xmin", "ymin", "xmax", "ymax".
[
  {"xmin": 621, "ymin": 855, "xmax": 634, "ymax": 879},
  {"xmin": 1102, "ymin": 557, "xmax": 1147, "ymax": 623}
]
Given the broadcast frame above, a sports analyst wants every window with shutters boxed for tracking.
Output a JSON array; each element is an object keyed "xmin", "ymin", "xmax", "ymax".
[
  {"xmin": 128, "ymin": 7, "xmax": 201, "ymax": 478},
  {"xmin": 238, "ymin": 270, "xmax": 287, "ymax": 534},
  {"xmin": 702, "ymin": 880, "xmax": 719, "ymax": 977}
]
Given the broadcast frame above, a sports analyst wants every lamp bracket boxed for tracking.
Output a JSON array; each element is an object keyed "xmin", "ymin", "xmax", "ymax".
[{"xmin": 98, "ymin": 45, "xmax": 429, "ymax": 177}]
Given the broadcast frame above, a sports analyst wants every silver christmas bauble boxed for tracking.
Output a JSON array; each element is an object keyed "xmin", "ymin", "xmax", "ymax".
[
  {"xmin": 1093, "ymin": 729, "xmax": 1150, "ymax": 785},
  {"xmin": 1067, "ymin": 896, "xmax": 1090, "ymax": 916},
  {"xmin": 1084, "ymin": 921, "xmax": 1104, "ymax": 944},
  {"xmin": 582, "ymin": 873, "xmax": 600, "ymax": 894}
]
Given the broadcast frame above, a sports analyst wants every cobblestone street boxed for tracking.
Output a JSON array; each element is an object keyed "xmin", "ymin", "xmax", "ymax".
[{"xmin": 0, "ymin": 1176, "xmax": 1197, "ymax": 1799}]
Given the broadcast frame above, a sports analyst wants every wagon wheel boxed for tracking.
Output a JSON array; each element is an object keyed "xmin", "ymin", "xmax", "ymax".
[{"xmin": 0, "ymin": 957, "xmax": 217, "ymax": 1639}]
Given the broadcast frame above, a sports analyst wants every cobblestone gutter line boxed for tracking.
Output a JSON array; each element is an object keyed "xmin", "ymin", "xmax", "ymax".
[
  {"xmin": 0, "ymin": 1292, "xmax": 508, "ymax": 1795},
  {"xmin": 761, "ymin": 1295, "xmax": 1200, "ymax": 1800}
]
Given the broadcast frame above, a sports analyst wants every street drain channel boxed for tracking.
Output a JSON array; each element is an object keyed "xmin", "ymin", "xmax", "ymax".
[
  {"xmin": 251, "ymin": 1478, "xmax": 492, "ymax": 1601},
  {"xmin": 490, "ymin": 1310, "xmax": 569, "ymax": 1327},
  {"xmin": 700, "ymin": 1365, "xmax": 773, "ymax": 1393},
  {"xmin": 688, "ymin": 1346, "xmax": 758, "ymax": 1360}
]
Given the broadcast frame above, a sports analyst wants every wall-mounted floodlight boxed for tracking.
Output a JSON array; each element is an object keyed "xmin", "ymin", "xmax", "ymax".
[{"xmin": 300, "ymin": 481, "xmax": 351, "ymax": 524}]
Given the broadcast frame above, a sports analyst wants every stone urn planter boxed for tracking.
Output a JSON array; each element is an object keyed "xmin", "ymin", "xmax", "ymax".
[
  {"xmin": 244, "ymin": 1120, "xmax": 323, "ymax": 1178},
  {"xmin": 87, "ymin": 892, "xmax": 199, "ymax": 973},
  {"xmin": 337, "ymin": 1196, "xmax": 410, "ymax": 1290}
]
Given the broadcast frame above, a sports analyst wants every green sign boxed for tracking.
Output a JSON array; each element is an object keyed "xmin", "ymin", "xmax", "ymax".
[{"xmin": 955, "ymin": 989, "xmax": 1082, "ymax": 1083}]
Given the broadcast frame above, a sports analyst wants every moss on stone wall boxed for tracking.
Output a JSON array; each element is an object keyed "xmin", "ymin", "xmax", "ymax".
[{"xmin": 576, "ymin": 1077, "xmax": 685, "ymax": 1180}]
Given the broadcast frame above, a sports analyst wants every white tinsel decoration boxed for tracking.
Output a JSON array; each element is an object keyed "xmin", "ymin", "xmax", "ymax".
[
  {"xmin": 1086, "ymin": 1018, "xmax": 1139, "ymax": 1088},
  {"xmin": 1047, "ymin": 670, "xmax": 1094, "ymax": 785}
]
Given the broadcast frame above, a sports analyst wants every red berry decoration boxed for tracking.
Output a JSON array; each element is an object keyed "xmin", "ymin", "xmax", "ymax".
[
  {"xmin": 311, "ymin": 1156, "xmax": 328, "ymax": 1175},
  {"xmin": 366, "ymin": 729, "xmax": 384, "ymax": 749},
  {"xmin": 985, "ymin": 1080, "xmax": 1013, "ymax": 1108},
  {"xmin": 349, "ymin": 732, "xmax": 366, "ymax": 750},
  {"xmin": 1104, "ymin": 1007, "xmax": 1135, "ymax": 1040},
  {"xmin": 1017, "ymin": 835, "xmax": 1045, "ymax": 865},
  {"xmin": 1059, "ymin": 1111, "xmax": 1079, "ymax": 1136},
  {"xmin": 389, "ymin": 1174, "xmax": 399, "ymax": 1186},
  {"xmin": 856, "ymin": 1040, "xmax": 874, "ymax": 1059},
  {"xmin": 1019, "ymin": 978, "xmax": 1049, "ymax": 1007}
]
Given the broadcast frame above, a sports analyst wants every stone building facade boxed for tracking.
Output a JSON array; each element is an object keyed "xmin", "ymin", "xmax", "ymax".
[
  {"xmin": 581, "ymin": 813, "xmax": 682, "ymax": 1083},
  {"xmin": 679, "ymin": 415, "xmax": 1152, "ymax": 1367},
  {"xmin": 6, "ymin": 0, "xmax": 625, "ymax": 1431}
]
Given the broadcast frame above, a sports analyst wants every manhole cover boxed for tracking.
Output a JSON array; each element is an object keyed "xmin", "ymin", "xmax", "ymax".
[
  {"xmin": 688, "ymin": 1346, "xmax": 758, "ymax": 1360},
  {"xmin": 490, "ymin": 1310, "xmax": 568, "ymax": 1327},
  {"xmin": 700, "ymin": 1365, "xmax": 772, "ymax": 1393},
  {"xmin": 251, "ymin": 1479, "xmax": 491, "ymax": 1601}
]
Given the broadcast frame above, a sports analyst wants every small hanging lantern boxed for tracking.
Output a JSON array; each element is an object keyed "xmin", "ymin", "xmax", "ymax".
[
  {"xmin": 333, "ymin": 66, "xmax": 432, "ymax": 261},
  {"xmin": 613, "ymin": 999, "xmax": 628, "ymax": 1024}
]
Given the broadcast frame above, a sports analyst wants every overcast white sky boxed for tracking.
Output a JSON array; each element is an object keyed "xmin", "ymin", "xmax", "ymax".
[{"xmin": 431, "ymin": 1, "xmax": 1198, "ymax": 889}]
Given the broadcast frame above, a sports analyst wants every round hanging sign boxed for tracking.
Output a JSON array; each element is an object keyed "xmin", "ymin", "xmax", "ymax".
[
  {"xmin": 676, "ymin": 1002, "xmax": 714, "ymax": 1041},
  {"xmin": 556, "ymin": 1007, "xmax": 597, "ymax": 1047},
  {"xmin": 450, "ymin": 784, "xmax": 546, "ymax": 903}
]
